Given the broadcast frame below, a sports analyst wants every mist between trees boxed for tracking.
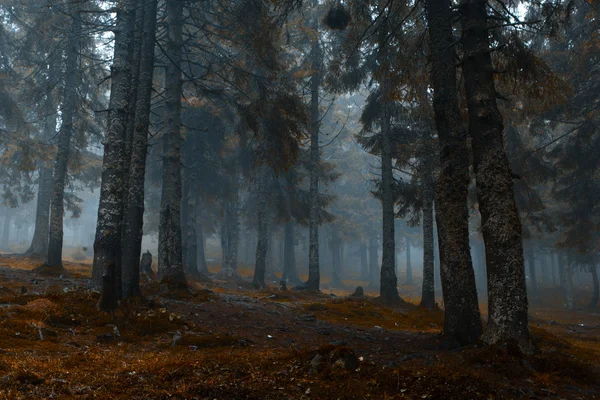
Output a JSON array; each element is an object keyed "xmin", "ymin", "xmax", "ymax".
[{"xmin": 0, "ymin": 0, "xmax": 598, "ymax": 357}]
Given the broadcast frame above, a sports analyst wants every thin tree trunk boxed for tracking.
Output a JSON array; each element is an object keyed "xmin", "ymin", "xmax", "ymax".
[
  {"xmin": 565, "ymin": 253, "xmax": 574, "ymax": 309},
  {"xmin": 331, "ymin": 227, "xmax": 342, "ymax": 287},
  {"xmin": 360, "ymin": 242, "xmax": 368, "ymax": 280},
  {"xmin": 91, "ymin": 0, "xmax": 137, "ymax": 297},
  {"xmin": 461, "ymin": 0, "xmax": 533, "ymax": 353},
  {"xmin": 196, "ymin": 211, "xmax": 209, "ymax": 275},
  {"xmin": 425, "ymin": 0, "xmax": 482, "ymax": 345},
  {"xmin": 378, "ymin": 3, "xmax": 400, "ymax": 303},
  {"xmin": 306, "ymin": 38, "xmax": 321, "ymax": 291},
  {"xmin": 283, "ymin": 221, "xmax": 300, "ymax": 284},
  {"xmin": 121, "ymin": 0, "xmax": 158, "ymax": 298},
  {"xmin": 157, "ymin": 0, "xmax": 186, "ymax": 288},
  {"xmin": 590, "ymin": 264, "xmax": 598, "ymax": 308},
  {"xmin": 405, "ymin": 238, "xmax": 412, "ymax": 285},
  {"xmin": 557, "ymin": 251, "xmax": 564, "ymax": 289},
  {"xmin": 524, "ymin": 243, "xmax": 538, "ymax": 299},
  {"xmin": 223, "ymin": 174, "xmax": 240, "ymax": 277},
  {"xmin": 2, "ymin": 215, "xmax": 11, "ymax": 250},
  {"xmin": 368, "ymin": 237, "xmax": 379, "ymax": 286},
  {"xmin": 253, "ymin": 166, "xmax": 269, "ymax": 288},
  {"xmin": 420, "ymin": 179, "xmax": 435, "ymax": 308},
  {"xmin": 26, "ymin": 65, "xmax": 57, "ymax": 258},
  {"xmin": 45, "ymin": 6, "xmax": 82, "ymax": 271}
]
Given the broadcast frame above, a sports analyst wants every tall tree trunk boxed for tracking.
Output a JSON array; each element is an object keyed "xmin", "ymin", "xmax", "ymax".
[
  {"xmin": 420, "ymin": 179, "xmax": 435, "ymax": 308},
  {"xmin": 461, "ymin": 0, "xmax": 533, "ymax": 353},
  {"xmin": 590, "ymin": 264, "xmax": 598, "ymax": 308},
  {"xmin": 91, "ymin": 0, "xmax": 137, "ymax": 296},
  {"xmin": 26, "ymin": 65, "xmax": 57, "ymax": 258},
  {"xmin": 45, "ymin": 6, "xmax": 82, "ymax": 271},
  {"xmin": 306, "ymin": 38, "xmax": 321, "ymax": 291},
  {"xmin": 27, "ymin": 166, "xmax": 53, "ymax": 258},
  {"xmin": 405, "ymin": 238, "xmax": 412, "ymax": 285},
  {"xmin": 378, "ymin": 3, "xmax": 400, "ymax": 304},
  {"xmin": 557, "ymin": 251, "xmax": 565, "ymax": 289},
  {"xmin": 121, "ymin": 0, "xmax": 158, "ymax": 298},
  {"xmin": 157, "ymin": 0, "xmax": 186, "ymax": 288},
  {"xmin": 196, "ymin": 214, "xmax": 209, "ymax": 275},
  {"xmin": 223, "ymin": 175, "xmax": 240, "ymax": 277},
  {"xmin": 360, "ymin": 241, "xmax": 368, "ymax": 280},
  {"xmin": 425, "ymin": 0, "xmax": 482, "ymax": 345},
  {"xmin": 331, "ymin": 227, "xmax": 342, "ymax": 287},
  {"xmin": 524, "ymin": 243, "xmax": 538, "ymax": 299},
  {"xmin": 2, "ymin": 214, "xmax": 12, "ymax": 250},
  {"xmin": 253, "ymin": 166, "xmax": 269, "ymax": 288},
  {"xmin": 565, "ymin": 252, "xmax": 574, "ymax": 309},
  {"xmin": 283, "ymin": 221, "xmax": 300, "ymax": 284},
  {"xmin": 368, "ymin": 237, "xmax": 379, "ymax": 286}
]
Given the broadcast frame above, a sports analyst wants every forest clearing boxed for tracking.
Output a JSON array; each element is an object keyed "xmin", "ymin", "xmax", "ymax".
[{"xmin": 0, "ymin": 253, "xmax": 599, "ymax": 399}]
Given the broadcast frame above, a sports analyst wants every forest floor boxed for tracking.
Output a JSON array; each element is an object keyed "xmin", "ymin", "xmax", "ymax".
[{"xmin": 0, "ymin": 254, "xmax": 599, "ymax": 399}]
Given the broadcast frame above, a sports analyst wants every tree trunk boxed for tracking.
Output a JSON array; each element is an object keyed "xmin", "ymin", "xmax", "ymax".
[
  {"xmin": 121, "ymin": 0, "xmax": 158, "ymax": 298},
  {"xmin": 283, "ymin": 221, "xmax": 300, "ymax": 284},
  {"xmin": 223, "ymin": 176, "xmax": 240, "ymax": 277},
  {"xmin": 425, "ymin": 0, "xmax": 482, "ymax": 345},
  {"xmin": 378, "ymin": 4, "xmax": 400, "ymax": 304},
  {"xmin": 157, "ymin": 0, "xmax": 186, "ymax": 288},
  {"xmin": 26, "ymin": 166, "xmax": 53, "ymax": 258},
  {"xmin": 524, "ymin": 243, "xmax": 538, "ymax": 299},
  {"xmin": 306, "ymin": 38, "xmax": 321, "ymax": 291},
  {"xmin": 420, "ymin": 179, "xmax": 435, "ymax": 308},
  {"xmin": 405, "ymin": 238, "xmax": 412, "ymax": 285},
  {"xmin": 253, "ymin": 166, "xmax": 269, "ymax": 288},
  {"xmin": 557, "ymin": 251, "xmax": 565, "ymax": 289},
  {"xmin": 91, "ymin": 0, "xmax": 137, "ymax": 293},
  {"xmin": 46, "ymin": 6, "xmax": 82, "ymax": 271},
  {"xmin": 360, "ymin": 242, "xmax": 368, "ymax": 280},
  {"xmin": 461, "ymin": 0, "xmax": 533, "ymax": 353},
  {"xmin": 26, "ymin": 65, "xmax": 57, "ymax": 258},
  {"xmin": 331, "ymin": 227, "xmax": 342, "ymax": 287},
  {"xmin": 2, "ymin": 214, "xmax": 12, "ymax": 250},
  {"xmin": 368, "ymin": 237, "xmax": 379, "ymax": 286},
  {"xmin": 565, "ymin": 252, "xmax": 574, "ymax": 309},
  {"xmin": 196, "ymin": 214, "xmax": 209, "ymax": 275},
  {"xmin": 590, "ymin": 264, "xmax": 598, "ymax": 308}
]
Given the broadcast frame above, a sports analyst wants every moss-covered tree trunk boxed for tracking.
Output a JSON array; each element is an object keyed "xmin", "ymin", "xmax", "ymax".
[
  {"xmin": 425, "ymin": 0, "xmax": 482, "ymax": 345},
  {"xmin": 460, "ymin": 0, "xmax": 533, "ymax": 353}
]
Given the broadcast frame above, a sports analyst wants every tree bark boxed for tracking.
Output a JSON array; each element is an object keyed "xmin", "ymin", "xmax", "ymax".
[
  {"xmin": 91, "ymin": 0, "xmax": 137, "ymax": 295},
  {"xmin": 121, "ymin": 0, "xmax": 158, "ymax": 298},
  {"xmin": 46, "ymin": 6, "xmax": 82, "ymax": 271},
  {"xmin": 330, "ymin": 227, "xmax": 342, "ymax": 287},
  {"xmin": 157, "ymin": 0, "xmax": 187, "ymax": 289},
  {"xmin": 223, "ymin": 175, "xmax": 240, "ymax": 277},
  {"xmin": 425, "ymin": 0, "xmax": 482, "ymax": 345},
  {"xmin": 565, "ymin": 253, "xmax": 574, "ymax": 309},
  {"xmin": 306, "ymin": 38, "xmax": 321, "ymax": 291},
  {"xmin": 460, "ymin": 0, "xmax": 533, "ymax": 353},
  {"xmin": 253, "ymin": 165, "xmax": 269, "ymax": 288},
  {"xmin": 420, "ymin": 179, "xmax": 435, "ymax": 308},
  {"xmin": 405, "ymin": 237, "xmax": 412, "ymax": 285}
]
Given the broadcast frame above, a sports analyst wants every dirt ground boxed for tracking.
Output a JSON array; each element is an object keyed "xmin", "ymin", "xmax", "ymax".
[{"xmin": 0, "ymin": 254, "xmax": 599, "ymax": 399}]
